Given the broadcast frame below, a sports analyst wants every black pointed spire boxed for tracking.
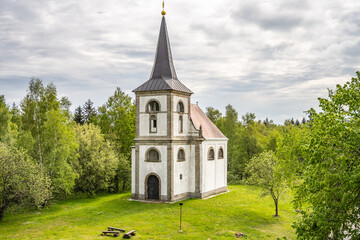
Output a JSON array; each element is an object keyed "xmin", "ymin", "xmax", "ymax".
[
  {"xmin": 133, "ymin": 16, "xmax": 192, "ymax": 94},
  {"xmin": 150, "ymin": 16, "xmax": 178, "ymax": 80}
]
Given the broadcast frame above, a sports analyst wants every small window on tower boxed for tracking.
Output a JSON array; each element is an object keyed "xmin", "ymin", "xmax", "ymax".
[
  {"xmin": 148, "ymin": 101, "xmax": 160, "ymax": 112},
  {"xmin": 178, "ymin": 116, "xmax": 183, "ymax": 133},
  {"xmin": 177, "ymin": 101, "xmax": 184, "ymax": 113},
  {"xmin": 177, "ymin": 148, "xmax": 185, "ymax": 161},
  {"xmin": 150, "ymin": 115, "xmax": 157, "ymax": 133}
]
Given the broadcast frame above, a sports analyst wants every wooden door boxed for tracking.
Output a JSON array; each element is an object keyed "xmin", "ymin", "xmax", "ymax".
[{"xmin": 147, "ymin": 175, "xmax": 159, "ymax": 200}]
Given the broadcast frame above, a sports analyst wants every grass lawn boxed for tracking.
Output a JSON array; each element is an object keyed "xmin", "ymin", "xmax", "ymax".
[{"xmin": 0, "ymin": 185, "xmax": 299, "ymax": 239}]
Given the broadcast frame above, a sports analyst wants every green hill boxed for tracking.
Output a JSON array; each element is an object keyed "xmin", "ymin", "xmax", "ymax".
[{"xmin": 0, "ymin": 185, "xmax": 298, "ymax": 239}]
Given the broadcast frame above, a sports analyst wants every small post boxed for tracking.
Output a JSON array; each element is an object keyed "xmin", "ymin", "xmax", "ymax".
[{"xmin": 179, "ymin": 202, "xmax": 183, "ymax": 232}]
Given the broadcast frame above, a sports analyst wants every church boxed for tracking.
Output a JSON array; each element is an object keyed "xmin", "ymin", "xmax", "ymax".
[{"xmin": 131, "ymin": 5, "xmax": 228, "ymax": 202}]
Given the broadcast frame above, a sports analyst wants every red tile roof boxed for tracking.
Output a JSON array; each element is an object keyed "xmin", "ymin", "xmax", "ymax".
[{"xmin": 190, "ymin": 104, "xmax": 227, "ymax": 139}]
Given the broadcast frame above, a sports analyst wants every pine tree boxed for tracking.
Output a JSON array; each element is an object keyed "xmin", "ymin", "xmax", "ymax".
[
  {"xmin": 83, "ymin": 99, "xmax": 97, "ymax": 124},
  {"xmin": 74, "ymin": 106, "xmax": 84, "ymax": 125},
  {"xmin": 301, "ymin": 117, "xmax": 306, "ymax": 124}
]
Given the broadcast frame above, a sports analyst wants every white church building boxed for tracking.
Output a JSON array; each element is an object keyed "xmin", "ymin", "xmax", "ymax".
[{"xmin": 131, "ymin": 9, "xmax": 228, "ymax": 202}]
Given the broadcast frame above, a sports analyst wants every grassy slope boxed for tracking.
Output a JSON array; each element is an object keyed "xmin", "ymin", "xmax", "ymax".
[{"xmin": 0, "ymin": 185, "xmax": 298, "ymax": 239}]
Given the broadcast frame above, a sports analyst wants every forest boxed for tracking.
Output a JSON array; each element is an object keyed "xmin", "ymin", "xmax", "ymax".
[{"xmin": 1, "ymin": 72, "xmax": 360, "ymax": 239}]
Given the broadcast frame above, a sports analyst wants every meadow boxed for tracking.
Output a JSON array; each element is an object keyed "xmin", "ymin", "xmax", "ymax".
[{"xmin": 0, "ymin": 185, "xmax": 298, "ymax": 239}]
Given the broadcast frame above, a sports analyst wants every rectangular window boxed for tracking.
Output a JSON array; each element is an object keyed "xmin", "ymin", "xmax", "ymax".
[{"xmin": 150, "ymin": 119, "xmax": 157, "ymax": 133}]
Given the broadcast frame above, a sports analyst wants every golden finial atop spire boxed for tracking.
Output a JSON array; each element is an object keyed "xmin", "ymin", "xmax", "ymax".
[{"xmin": 161, "ymin": 1, "xmax": 166, "ymax": 16}]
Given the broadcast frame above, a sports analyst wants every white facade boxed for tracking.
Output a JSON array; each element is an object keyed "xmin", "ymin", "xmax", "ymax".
[{"xmin": 131, "ymin": 92, "xmax": 228, "ymax": 201}]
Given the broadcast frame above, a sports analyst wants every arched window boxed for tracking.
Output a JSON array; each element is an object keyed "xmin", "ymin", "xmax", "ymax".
[
  {"xmin": 147, "ymin": 149, "xmax": 160, "ymax": 162},
  {"xmin": 178, "ymin": 115, "xmax": 183, "ymax": 133},
  {"xmin": 177, "ymin": 101, "xmax": 184, "ymax": 113},
  {"xmin": 208, "ymin": 148, "xmax": 215, "ymax": 160},
  {"xmin": 147, "ymin": 101, "xmax": 160, "ymax": 112},
  {"xmin": 150, "ymin": 115, "xmax": 157, "ymax": 133},
  {"xmin": 177, "ymin": 148, "xmax": 185, "ymax": 161},
  {"xmin": 218, "ymin": 148, "xmax": 224, "ymax": 159}
]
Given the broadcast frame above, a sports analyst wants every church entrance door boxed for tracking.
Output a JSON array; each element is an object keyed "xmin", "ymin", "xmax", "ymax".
[{"xmin": 147, "ymin": 175, "xmax": 159, "ymax": 200}]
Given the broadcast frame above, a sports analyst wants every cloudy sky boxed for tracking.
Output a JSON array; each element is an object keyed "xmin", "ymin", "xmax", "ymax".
[{"xmin": 1, "ymin": 0, "xmax": 359, "ymax": 123}]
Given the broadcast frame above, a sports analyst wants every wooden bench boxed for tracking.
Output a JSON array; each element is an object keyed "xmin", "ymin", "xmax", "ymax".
[
  {"xmin": 102, "ymin": 231, "xmax": 120, "ymax": 237},
  {"xmin": 123, "ymin": 230, "xmax": 136, "ymax": 238},
  {"xmin": 108, "ymin": 227, "xmax": 125, "ymax": 232}
]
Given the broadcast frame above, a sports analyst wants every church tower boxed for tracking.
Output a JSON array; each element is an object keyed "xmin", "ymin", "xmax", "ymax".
[{"xmin": 131, "ymin": 3, "xmax": 228, "ymax": 202}]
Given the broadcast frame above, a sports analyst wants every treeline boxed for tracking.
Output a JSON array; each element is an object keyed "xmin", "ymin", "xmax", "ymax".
[
  {"xmin": 205, "ymin": 105, "xmax": 307, "ymax": 183},
  {"xmin": 207, "ymin": 72, "xmax": 360, "ymax": 239},
  {"xmin": 0, "ymin": 78, "xmax": 135, "ymax": 220}
]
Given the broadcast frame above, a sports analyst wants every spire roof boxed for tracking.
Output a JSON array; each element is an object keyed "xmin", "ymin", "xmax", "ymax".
[{"xmin": 133, "ymin": 16, "xmax": 192, "ymax": 94}]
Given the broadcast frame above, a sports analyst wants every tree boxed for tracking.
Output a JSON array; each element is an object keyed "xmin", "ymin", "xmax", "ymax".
[
  {"xmin": 0, "ymin": 143, "xmax": 51, "ymax": 221},
  {"xmin": 242, "ymin": 112, "xmax": 256, "ymax": 126},
  {"xmin": 293, "ymin": 72, "xmax": 360, "ymax": 239},
  {"xmin": 0, "ymin": 96, "xmax": 10, "ymax": 143},
  {"xmin": 73, "ymin": 124, "xmax": 117, "ymax": 196},
  {"xmin": 10, "ymin": 103, "xmax": 22, "ymax": 129},
  {"xmin": 301, "ymin": 117, "xmax": 306, "ymax": 125},
  {"xmin": 21, "ymin": 78, "xmax": 60, "ymax": 166},
  {"xmin": 263, "ymin": 117, "xmax": 274, "ymax": 126},
  {"xmin": 60, "ymin": 96, "xmax": 72, "ymax": 120},
  {"xmin": 41, "ymin": 109, "xmax": 78, "ymax": 195},
  {"xmin": 97, "ymin": 87, "xmax": 135, "ymax": 156},
  {"xmin": 206, "ymin": 107, "xmax": 222, "ymax": 124},
  {"xmin": 97, "ymin": 88, "xmax": 135, "ymax": 191},
  {"xmin": 245, "ymin": 151, "xmax": 284, "ymax": 217},
  {"xmin": 73, "ymin": 106, "xmax": 84, "ymax": 125},
  {"xmin": 277, "ymin": 124, "xmax": 309, "ymax": 185},
  {"xmin": 83, "ymin": 99, "xmax": 97, "ymax": 124},
  {"xmin": 216, "ymin": 105, "xmax": 243, "ymax": 180}
]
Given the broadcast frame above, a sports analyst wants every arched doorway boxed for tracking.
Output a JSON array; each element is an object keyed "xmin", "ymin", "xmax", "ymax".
[{"xmin": 147, "ymin": 175, "xmax": 160, "ymax": 200}]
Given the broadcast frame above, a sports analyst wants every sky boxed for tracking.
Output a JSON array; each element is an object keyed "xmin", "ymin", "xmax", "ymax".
[{"xmin": 1, "ymin": 0, "xmax": 360, "ymax": 124}]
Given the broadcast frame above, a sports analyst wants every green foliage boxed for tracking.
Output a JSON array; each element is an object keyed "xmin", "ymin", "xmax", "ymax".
[
  {"xmin": 205, "ymin": 106, "xmax": 222, "ymax": 123},
  {"xmin": 60, "ymin": 96, "xmax": 72, "ymax": 120},
  {"xmin": 245, "ymin": 151, "xmax": 285, "ymax": 217},
  {"xmin": 0, "ymin": 95, "xmax": 11, "ymax": 143},
  {"xmin": 0, "ymin": 143, "xmax": 51, "ymax": 221},
  {"xmin": 277, "ymin": 125, "xmax": 310, "ymax": 185},
  {"xmin": 73, "ymin": 105, "xmax": 84, "ymax": 125},
  {"xmin": 292, "ymin": 72, "xmax": 360, "ymax": 239},
  {"xmin": 42, "ymin": 109, "xmax": 78, "ymax": 195},
  {"xmin": 206, "ymin": 105, "xmax": 283, "ymax": 182},
  {"xmin": 20, "ymin": 78, "xmax": 60, "ymax": 165},
  {"xmin": 97, "ymin": 87, "xmax": 135, "ymax": 156},
  {"xmin": 10, "ymin": 103, "xmax": 22, "ymax": 130},
  {"xmin": 83, "ymin": 99, "xmax": 97, "ymax": 124},
  {"xmin": 97, "ymin": 87, "xmax": 135, "ymax": 191},
  {"xmin": 73, "ymin": 124, "xmax": 117, "ymax": 196}
]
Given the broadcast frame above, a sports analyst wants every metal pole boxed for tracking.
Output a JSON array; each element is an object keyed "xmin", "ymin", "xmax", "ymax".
[{"xmin": 179, "ymin": 203, "xmax": 183, "ymax": 231}]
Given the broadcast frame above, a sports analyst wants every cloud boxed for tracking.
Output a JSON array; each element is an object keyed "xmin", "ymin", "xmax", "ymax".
[
  {"xmin": 232, "ymin": 4, "xmax": 303, "ymax": 32},
  {"xmin": 0, "ymin": 0, "xmax": 360, "ymax": 124}
]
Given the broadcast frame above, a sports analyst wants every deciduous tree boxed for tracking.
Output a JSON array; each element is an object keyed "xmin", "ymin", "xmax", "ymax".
[
  {"xmin": 41, "ymin": 109, "xmax": 78, "ymax": 195},
  {"xmin": 0, "ymin": 143, "xmax": 51, "ymax": 221},
  {"xmin": 245, "ymin": 151, "xmax": 284, "ymax": 217},
  {"xmin": 293, "ymin": 72, "xmax": 360, "ymax": 239},
  {"xmin": 73, "ymin": 124, "xmax": 117, "ymax": 196}
]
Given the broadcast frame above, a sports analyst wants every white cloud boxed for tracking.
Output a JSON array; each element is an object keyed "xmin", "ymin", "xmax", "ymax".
[{"xmin": 0, "ymin": 0, "xmax": 359, "ymax": 123}]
